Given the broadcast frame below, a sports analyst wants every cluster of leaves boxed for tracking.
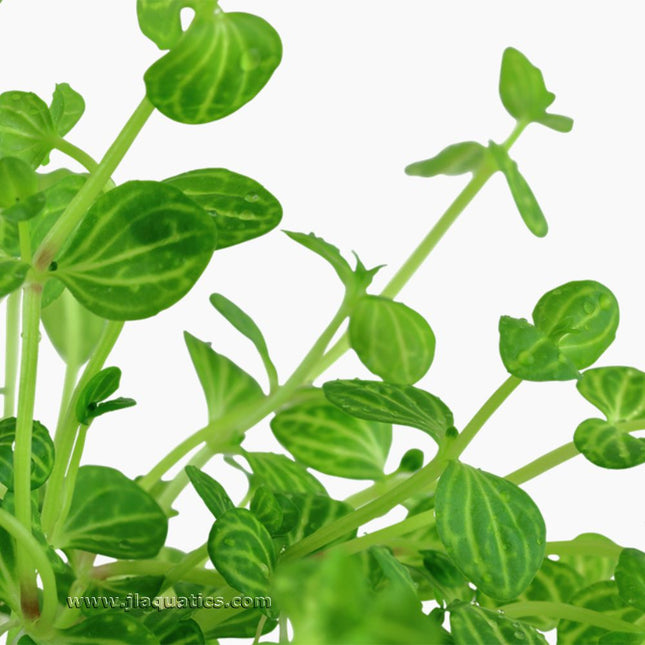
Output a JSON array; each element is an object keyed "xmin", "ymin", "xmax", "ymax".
[{"xmin": 0, "ymin": 2, "xmax": 643, "ymax": 644}]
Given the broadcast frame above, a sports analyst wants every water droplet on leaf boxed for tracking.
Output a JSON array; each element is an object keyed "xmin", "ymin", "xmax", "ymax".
[
  {"xmin": 245, "ymin": 193, "xmax": 259, "ymax": 202},
  {"xmin": 514, "ymin": 631, "xmax": 525, "ymax": 640},
  {"xmin": 583, "ymin": 299, "xmax": 597, "ymax": 314}
]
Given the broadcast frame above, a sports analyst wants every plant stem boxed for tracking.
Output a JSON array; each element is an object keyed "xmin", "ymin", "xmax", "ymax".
[
  {"xmin": 506, "ymin": 441, "xmax": 579, "ymax": 485},
  {"xmin": 55, "ymin": 362, "xmax": 80, "ymax": 436},
  {"xmin": 253, "ymin": 615, "xmax": 268, "ymax": 645},
  {"xmin": 546, "ymin": 538, "xmax": 622, "ymax": 559},
  {"xmin": 53, "ymin": 138, "xmax": 100, "ymax": 173},
  {"xmin": 344, "ymin": 472, "xmax": 408, "ymax": 508},
  {"xmin": 33, "ymin": 97, "xmax": 155, "ymax": 272},
  {"xmin": 500, "ymin": 601, "xmax": 644, "ymax": 634},
  {"xmin": 3, "ymin": 290, "xmax": 21, "ymax": 418},
  {"xmin": 160, "ymin": 544, "xmax": 212, "ymax": 593},
  {"xmin": 12, "ymin": 283, "xmax": 42, "ymax": 618}
]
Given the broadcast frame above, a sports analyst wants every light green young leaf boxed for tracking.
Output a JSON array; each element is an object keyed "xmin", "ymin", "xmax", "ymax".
[
  {"xmin": 60, "ymin": 614, "xmax": 158, "ymax": 644},
  {"xmin": 535, "ymin": 112, "xmax": 574, "ymax": 133},
  {"xmin": 49, "ymin": 83, "xmax": 85, "ymax": 137},
  {"xmin": 271, "ymin": 389, "xmax": 392, "ymax": 480},
  {"xmin": 54, "ymin": 180, "xmax": 216, "ymax": 320},
  {"xmin": 210, "ymin": 293, "xmax": 278, "ymax": 389},
  {"xmin": 405, "ymin": 141, "xmax": 488, "ymax": 177},
  {"xmin": 56, "ymin": 466, "xmax": 168, "ymax": 558},
  {"xmin": 0, "ymin": 417, "xmax": 54, "ymax": 490},
  {"xmin": 244, "ymin": 451, "xmax": 326, "ymax": 495},
  {"xmin": 435, "ymin": 461, "xmax": 546, "ymax": 602},
  {"xmin": 323, "ymin": 379, "xmax": 454, "ymax": 445},
  {"xmin": 208, "ymin": 508, "xmax": 276, "ymax": 598},
  {"xmin": 145, "ymin": 12, "xmax": 282, "ymax": 124},
  {"xmin": 185, "ymin": 465, "xmax": 234, "ymax": 519},
  {"xmin": 349, "ymin": 296, "xmax": 436, "ymax": 384},
  {"xmin": 558, "ymin": 533, "xmax": 621, "ymax": 587},
  {"xmin": 0, "ymin": 156, "xmax": 40, "ymax": 208},
  {"xmin": 0, "ymin": 258, "xmax": 29, "ymax": 298},
  {"xmin": 41, "ymin": 288, "xmax": 107, "ymax": 366},
  {"xmin": 0, "ymin": 91, "xmax": 57, "ymax": 166},
  {"xmin": 184, "ymin": 331, "xmax": 265, "ymax": 427},
  {"xmin": 489, "ymin": 141, "xmax": 548, "ymax": 237},
  {"xmin": 75, "ymin": 367, "xmax": 136, "ymax": 425},
  {"xmin": 165, "ymin": 169, "xmax": 282, "ymax": 250},
  {"xmin": 450, "ymin": 601, "xmax": 547, "ymax": 645},
  {"xmin": 615, "ymin": 548, "xmax": 645, "ymax": 612}
]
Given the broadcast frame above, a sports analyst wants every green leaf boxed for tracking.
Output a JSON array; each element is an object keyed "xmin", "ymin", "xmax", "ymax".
[
  {"xmin": 165, "ymin": 169, "xmax": 282, "ymax": 250},
  {"xmin": 616, "ymin": 548, "xmax": 645, "ymax": 612},
  {"xmin": 49, "ymin": 83, "xmax": 85, "ymax": 137},
  {"xmin": 557, "ymin": 581, "xmax": 644, "ymax": 645},
  {"xmin": 435, "ymin": 461, "xmax": 546, "ymax": 602},
  {"xmin": 56, "ymin": 465, "xmax": 168, "ymax": 558},
  {"xmin": 142, "ymin": 612, "xmax": 205, "ymax": 644},
  {"xmin": 349, "ymin": 296, "xmax": 436, "ymax": 385},
  {"xmin": 558, "ymin": 533, "xmax": 621, "ymax": 587},
  {"xmin": 59, "ymin": 614, "xmax": 158, "ymax": 644},
  {"xmin": 250, "ymin": 485, "xmax": 283, "ymax": 535},
  {"xmin": 488, "ymin": 141, "xmax": 548, "ymax": 237},
  {"xmin": 0, "ymin": 156, "xmax": 40, "ymax": 207},
  {"xmin": 75, "ymin": 367, "xmax": 136, "ymax": 425},
  {"xmin": 498, "ymin": 316, "xmax": 579, "ymax": 381},
  {"xmin": 80, "ymin": 575, "xmax": 163, "ymax": 616},
  {"xmin": 0, "ymin": 91, "xmax": 56, "ymax": 166},
  {"xmin": 270, "ymin": 389, "xmax": 392, "ymax": 480},
  {"xmin": 0, "ymin": 417, "xmax": 54, "ymax": 490},
  {"xmin": 0, "ymin": 258, "xmax": 29, "ymax": 298},
  {"xmin": 323, "ymin": 379, "xmax": 454, "ymax": 445},
  {"xmin": 42, "ymin": 288, "xmax": 107, "ymax": 366},
  {"xmin": 137, "ymin": 0, "xmax": 205, "ymax": 50},
  {"xmin": 184, "ymin": 331, "xmax": 264, "ymax": 427},
  {"xmin": 421, "ymin": 549, "xmax": 473, "ymax": 604},
  {"xmin": 207, "ymin": 508, "xmax": 276, "ymax": 598},
  {"xmin": 55, "ymin": 180, "xmax": 216, "ymax": 320},
  {"xmin": 397, "ymin": 448, "xmax": 424, "ymax": 472},
  {"xmin": 185, "ymin": 465, "xmax": 234, "ymax": 519},
  {"xmin": 574, "ymin": 367, "xmax": 645, "ymax": 469},
  {"xmin": 144, "ymin": 11, "xmax": 282, "ymax": 124},
  {"xmin": 209, "ymin": 293, "xmax": 278, "ymax": 388},
  {"xmin": 197, "ymin": 607, "xmax": 276, "ymax": 640},
  {"xmin": 244, "ymin": 451, "xmax": 326, "ymax": 495},
  {"xmin": 405, "ymin": 141, "xmax": 488, "ymax": 177},
  {"xmin": 370, "ymin": 546, "xmax": 418, "ymax": 600},
  {"xmin": 535, "ymin": 112, "xmax": 574, "ymax": 133},
  {"xmin": 450, "ymin": 601, "xmax": 548, "ymax": 645}
]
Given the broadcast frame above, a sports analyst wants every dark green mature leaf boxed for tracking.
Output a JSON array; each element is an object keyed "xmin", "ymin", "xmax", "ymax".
[
  {"xmin": 198, "ymin": 607, "xmax": 276, "ymax": 640},
  {"xmin": 75, "ymin": 367, "xmax": 135, "ymax": 425},
  {"xmin": 557, "ymin": 581, "xmax": 644, "ymax": 645},
  {"xmin": 450, "ymin": 601, "xmax": 547, "ymax": 645},
  {"xmin": 57, "ymin": 466, "xmax": 168, "ymax": 558},
  {"xmin": 0, "ymin": 259, "xmax": 29, "ymax": 298},
  {"xmin": 421, "ymin": 549, "xmax": 473, "ymax": 604},
  {"xmin": 574, "ymin": 366, "xmax": 645, "ymax": 469},
  {"xmin": 0, "ymin": 91, "xmax": 56, "ymax": 166},
  {"xmin": 60, "ymin": 613, "xmax": 158, "ymax": 644},
  {"xmin": 558, "ymin": 533, "xmax": 621, "ymax": 587},
  {"xmin": 323, "ymin": 379, "xmax": 454, "ymax": 445},
  {"xmin": 80, "ymin": 575, "xmax": 164, "ymax": 616},
  {"xmin": 185, "ymin": 465, "xmax": 234, "ymax": 519},
  {"xmin": 165, "ymin": 169, "xmax": 282, "ymax": 250},
  {"xmin": 244, "ymin": 452, "xmax": 326, "ymax": 495},
  {"xmin": 499, "ymin": 47, "xmax": 573, "ymax": 132},
  {"xmin": 42, "ymin": 288, "xmax": 107, "ymax": 367},
  {"xmin": 398, "ymin": 448, "xmax": 424, "ymax": 472},
  {"xmin": 142, "ymin": 612, "xmax": 205, "ymax": 644},
  {"xmin": 435, "ymin": 461, "xmax": 546, "ymax": 602},
  {"xmin": 349, "ymin": 296, "xmax": 436, "ymax": 385},
  {"xmin": 598, "ymin": 632, "xmax": 645, "ymax": 644},
  {"xmin": 405, "ymin": 141, "xmax": 488, "ymax": 177},
  {"xmin": 489, "ymin": 141, "xmax": 548, "ymax": 237},
  {"xmin": 208, "ymin": 508, "xmax": 276, "ymax": 598},
  {"xmin": 271, "ymin": 389, "xmax": 392, "ymax": 480},
  {"xmin": 55, "ymin": 180, "xmax": 216, "ymax": 320},
  {"xmin": 184, "ymin": 332, "xmax": 264, "ymax": 427},
  {"xmin": 49, "ymin": 83, "xmax": 85, "ymax": 137},
  {"xmin": 0, "ymin": 417, "xmax": 54, "ymax": 490},
  {"xmin": 145, "ymin": 11, "xmax": 282, "ymax": 124},
  {"xmin": 616, "ymin": 548, "xmax": 645, "ymax": 612},
  {"xmin": 250, "ymin": 485, "xmax": 283, "ymax": 535}
]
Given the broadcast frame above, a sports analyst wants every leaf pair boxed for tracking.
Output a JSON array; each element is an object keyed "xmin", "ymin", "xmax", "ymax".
[
  {"xmin": 499, "ymin": 280, "xmax": 619, "ymax": 381},
  {"xmin": 75, "ymin": 367, "xmax": 136, "ymax": 426}
]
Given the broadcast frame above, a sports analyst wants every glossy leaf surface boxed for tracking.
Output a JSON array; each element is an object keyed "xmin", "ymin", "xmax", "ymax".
[
  {"xmin": 49, "ymin": 83, "xmax": 85, "ymax": 136},
  {"xmin": 349, "ymin": 296, "xmax": 436, "ymax": 384},
  {"xmin": 615, "ymin": 548, "xmax": 645, "ymax": 612},
  {"xmin": 185, "ymin": 465, "xmax": 234, "ymax": 519},
  {"xmin": 405, "ymin": 141, "xmax": 487, "ymax": 177},
  {"xmin": 60, "ymin": 614, "xmax": 158, "ymax": 644},
  {"xmin": 55, "ymin": 180, "xmax": 216, "ymax": 320},
  {"xmin": 435, "ymin": 461, "xmax": 546, "ymax": 601}
]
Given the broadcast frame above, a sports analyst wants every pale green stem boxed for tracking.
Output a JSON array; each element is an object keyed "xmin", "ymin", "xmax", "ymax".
[
  {"xmin": 12, "ymin": 283, "xmax": 42, "ymax": 618},
  {"xmin": 54, "ymin": 362, "xmax": 80, "ymax": 437},
  {"xmin": 279, "ymin": 614, "xmax": 289, "ymax": 645},
  {"xmin": 344, "ymin": 472, "xmax": 407, "ymax": 508},
  {"xmin": 160, "ymin": 544, "xmax": 211, "ymax": 593},
  {"xmin": 546, "ymin": 538, "xmax": 622, "ymax": 559},
  {"xmin": 53, "ymin": 138, "xmax": 100, "ymax": 173},
  {"xmin": 253, "ymin": 614, "xmax": 268, "ymax": 645},
  {"xmin": 500, "ymin": 601, "xmax": 644, "ymax": 634},
  {"xmin": 3, "ymin": 290, "xmax": 21, "ymax": 418},
  {"xmin": 33, "ymin": 97, "xmax": 154, "ymax": 272},
  {"xmin": 506, "ymin": 441, "xmax": 579, "ymax": 485}
]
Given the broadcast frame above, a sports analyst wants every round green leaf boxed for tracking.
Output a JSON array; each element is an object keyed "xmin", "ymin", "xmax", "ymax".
[
  {"xmin": 55, "ymin": 180, "xmax": 216, "ymax": 320},
  {"xmin": 56, "ymin": 465, "xmax": 168, "ymax": 559},
  {"xmin": 0, "ymin": 417, "xmax": 54, "ymax": 490},
  {"xmin": 574, "ymin": 418, "xmax": 645, "ymax": 470},
  {"xmin": 270, "ymin": 390, "xmax": 392, "ymax": 480},
  {"xmin": 144, "ymin": 12, "xmax": 282, "ymax": 124},
  {"xmin": 616, "ymin": 548, "xmax": 645, "ymax": 612},
  {"xmin": 208, "ymin": 507, "xmax": 276, "ymax": 598},
  {"xmin": 435, "ymin": 461, "xmax": 546, "ymax": 602},
  {"xmin": 165, "ymin": 169, "xmax": 282, "ymax": 250},
  {"xmin": 349, "ymin": 295, "xmax": 436, "ymax": 385},
  {"xmin": 49, "ymin": 82, "xmax": 85, "ymax": 137}
]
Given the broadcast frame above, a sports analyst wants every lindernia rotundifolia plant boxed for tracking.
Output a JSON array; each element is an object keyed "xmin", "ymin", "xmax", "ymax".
[{"xmin": 0, "ymin": 2, "xmax": 642, "ymax": 644}]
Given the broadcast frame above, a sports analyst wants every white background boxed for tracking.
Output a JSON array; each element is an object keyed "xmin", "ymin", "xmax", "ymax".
[{"xmin": 1, "ymin": 0, "xmax": 644, "ymax": 634}]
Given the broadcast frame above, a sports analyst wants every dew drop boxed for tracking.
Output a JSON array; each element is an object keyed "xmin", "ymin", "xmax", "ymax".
[
  {"xmin": 514, "ymin": 631, "xmax": 525, "ymax": 640},
  {"xmin": 240, "ymin": 49, "xmax": 261, "ymax": 71},
  {"xmin": 497, "ymin": 609, "xmax": 505, "ymax": 616},
  {"xmin": 244, "ymin": 193, "xmax": 260, "ymax": 202},
  {"xmin": 536, "ymin": 537, "xmax": 544, "ymax": 545},
  {"xmin": 583, "ymin": 299, "xmax": 597, "ymax": 315}
]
